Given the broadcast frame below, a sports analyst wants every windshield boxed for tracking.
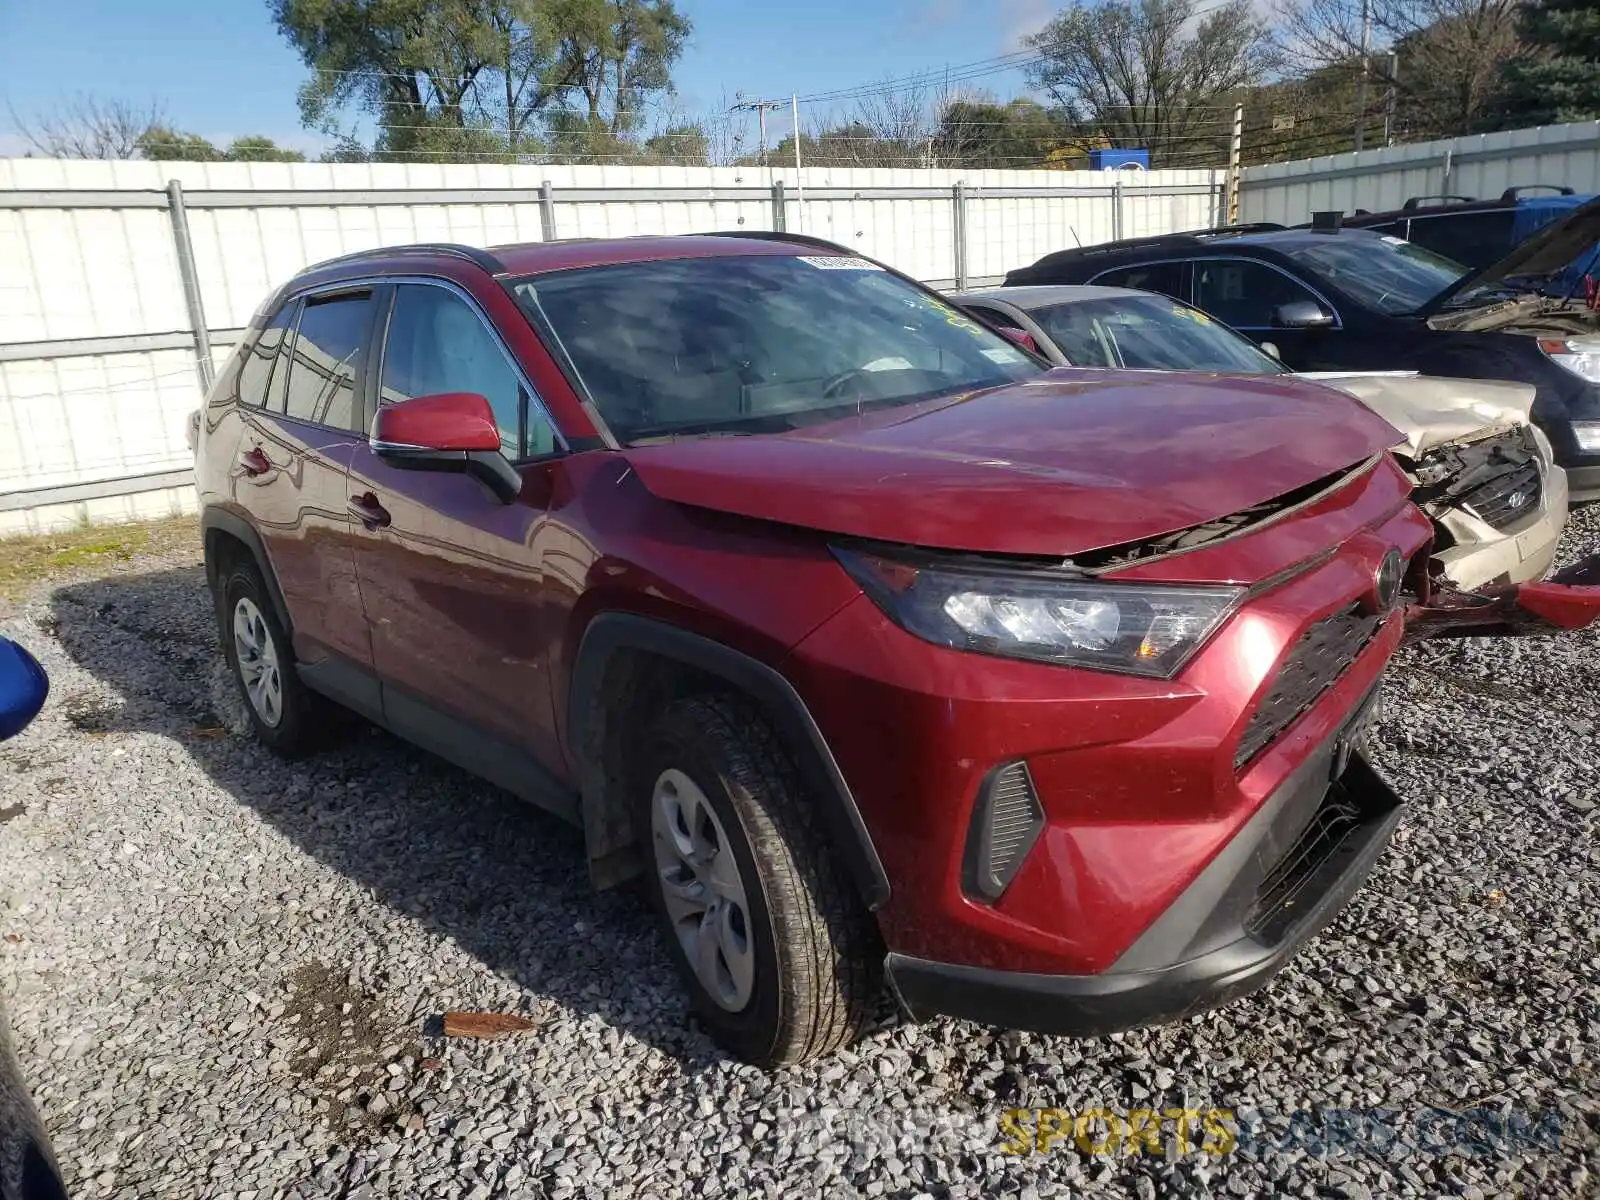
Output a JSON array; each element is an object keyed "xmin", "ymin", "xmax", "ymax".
[
  {"xmin": 1027, "ymin": 295, "xmax": 1285, "ymax": 374},
  {"xmin": 1282, "ymin": 236, "xmax": 1467, "ymax": 314},
  {"xmin": 511, "ymin": 254, "xmax": 1041, "ymax": 443}
]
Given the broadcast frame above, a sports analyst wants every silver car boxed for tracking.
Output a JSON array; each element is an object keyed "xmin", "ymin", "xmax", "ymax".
[{"xmin": 952, "ymin": 284, "xmax": 1569, "ymax": 590}]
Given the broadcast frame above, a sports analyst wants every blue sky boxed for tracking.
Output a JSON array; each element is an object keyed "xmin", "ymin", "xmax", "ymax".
[{"xmin": 0, "ymin": 0, "xmax": 1053, "ymax": 157}]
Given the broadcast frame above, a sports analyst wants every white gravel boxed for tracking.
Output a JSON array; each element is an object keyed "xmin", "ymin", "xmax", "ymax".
[{"xmin": 3, "ymin": 508, "xmax": 1600, "ymax": 1199}]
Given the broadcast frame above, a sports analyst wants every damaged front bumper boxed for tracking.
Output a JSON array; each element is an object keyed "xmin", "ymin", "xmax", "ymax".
[
  {"xmin": 1406, "ymin": 553, "xmax": 1600, "ymax": 639},
  {"xmin": 1410, "ymin": 425, "xmax": 1568, "ymax": 591}
]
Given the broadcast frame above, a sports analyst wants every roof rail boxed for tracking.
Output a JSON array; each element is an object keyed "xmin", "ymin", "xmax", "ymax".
[
  {"xmin": 1191, "ymin": 222, "xmax": 1287, "ymax": 236},
  {"xmin": 301, "ymin": 242, "xmax": 505, "ymax": 276},
  {"xmin": 1401, "ymin": 194, "xmax": 1475, "ymax": 211},
  {"xmin": 704, "ymin": 230, "xmax": 860, "ymax": 255},
  {"xmin": 1500, "ymin": 185, "xmax": 1576, "ymax": 202}
]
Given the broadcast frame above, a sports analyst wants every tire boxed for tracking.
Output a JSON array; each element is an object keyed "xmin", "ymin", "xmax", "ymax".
[
  {"xmin": 636, "ymin": 693, "xmax": 880, "ymax": 1066},
  {"xmin": 216, "ymin": 557, "xmax": 327, "ymax": 757}
]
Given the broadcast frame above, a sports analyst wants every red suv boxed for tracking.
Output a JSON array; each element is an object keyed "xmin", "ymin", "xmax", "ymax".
[{"xmin": 192, "ymin": 233, "xmax": 1600, "ymax": 1066}]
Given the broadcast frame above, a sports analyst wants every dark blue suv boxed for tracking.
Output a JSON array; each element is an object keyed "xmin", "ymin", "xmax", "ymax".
[{"xmin": 1005, "ymin": 200, "xmax": 1600, "ymax": 500}]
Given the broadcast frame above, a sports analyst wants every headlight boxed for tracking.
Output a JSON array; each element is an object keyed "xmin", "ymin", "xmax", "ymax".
[
  {"xmin": 1573, "ymin": 421, "xmax": 1600, "ymax": 453},
  {"xmin": 1539, "ymin": 336, "xmax": 1600, "ymax": 384},
  {"xmin": 833, "ymin": 546, "xmax": 1243, "ymax": 678}
]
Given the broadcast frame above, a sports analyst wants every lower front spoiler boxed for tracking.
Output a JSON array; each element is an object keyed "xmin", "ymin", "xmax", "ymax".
[{"xmin": 885, "ymin": 755, "xmax": 1404, "ymax": 1039}]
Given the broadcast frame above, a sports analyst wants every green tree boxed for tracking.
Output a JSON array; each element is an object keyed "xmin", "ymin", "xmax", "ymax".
[
  {"xmin": 1499, "ymin": 0, "xmax": 1600, "ymax": 125},
  {"xmin": 138, "ymin": 126, "xmax": 224, "ymax": 160},
  {"xmin": 224, "ymin": 135, "xmax": 308, "ymax": 161},
  {"xmin": 1024, "ymin": 0, "xmax": 1277, "ymax": 166},
  {"xmin": 270, "ymin": 0, "xmax": 691, "ymax": 160},
  {"xmin": 935, "ymin": 98, "xmax": 1070, "ymax": 168}
]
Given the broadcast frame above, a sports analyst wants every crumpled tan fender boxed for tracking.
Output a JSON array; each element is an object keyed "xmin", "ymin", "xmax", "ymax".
[{"xmin": 1297, "ymin": 373, "xmax": 1537, "ymax": 458}]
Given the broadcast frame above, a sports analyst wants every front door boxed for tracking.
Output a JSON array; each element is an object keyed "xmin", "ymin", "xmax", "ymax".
[
  {"xmin": 346, "ymin": 280, "xmax": 572, "ymax": 780},
  {"xmin": 236, "ymin": 288, "xmax": 379, "ymax": 700},
  {"xmin": 1191, "ymin": 258, "xmax": 1339, "ymax": 369}
]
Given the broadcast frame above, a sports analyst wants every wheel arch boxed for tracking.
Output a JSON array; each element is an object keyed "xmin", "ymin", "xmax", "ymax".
[
  {"xmin": 567, "ymin": 612, "xmax": 891, "ymax": 912},
  {"xmin": 201, "ymin": 507, "xmax": 293, "ymax": 636}
]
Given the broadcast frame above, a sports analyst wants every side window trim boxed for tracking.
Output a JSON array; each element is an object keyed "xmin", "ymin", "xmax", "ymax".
[
  {"xmin": 375, "ymin": 275, "xmax": 569, "ymax": 463},
  {"xmin": 264, "ymin": 298, "xmax": 302, "ymax": 414}
]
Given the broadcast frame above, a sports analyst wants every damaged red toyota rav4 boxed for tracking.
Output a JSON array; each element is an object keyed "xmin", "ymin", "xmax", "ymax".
[{"xmin": 191, "ymin": 233, "xmax": 1600, "ymax": 1066}]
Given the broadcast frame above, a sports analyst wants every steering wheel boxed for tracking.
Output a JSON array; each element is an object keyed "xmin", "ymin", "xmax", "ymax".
[{"xmin": 821, "ymin": 366, "xmax": 876, "ymax": 400}]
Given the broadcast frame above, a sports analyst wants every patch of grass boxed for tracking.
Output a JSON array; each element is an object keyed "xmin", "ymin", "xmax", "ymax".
[{"xmin": 0, "ymin": 516, "xmax": 201, "ymax": 601}]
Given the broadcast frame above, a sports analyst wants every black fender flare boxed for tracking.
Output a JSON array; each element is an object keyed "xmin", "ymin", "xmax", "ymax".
[
  {"xmin": 200, "ymin": 507, "xmax": 293, "ymax": 635},
  {"xmin": 567, "ymin": 613, "xmax": 891, "ymax": 911}
]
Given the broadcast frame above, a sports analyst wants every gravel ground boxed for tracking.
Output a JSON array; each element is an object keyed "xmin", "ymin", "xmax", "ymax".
[{"xmin": 2, "ymin": 508, "xmax": 1600, "ymax": 1200}]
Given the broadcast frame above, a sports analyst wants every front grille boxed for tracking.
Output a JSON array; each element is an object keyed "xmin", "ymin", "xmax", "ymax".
[
  {"xmin": 1234, "ymin": 606, "xmax": 1381, "ymax": 770},
  {"xmin": 1244, "ymin": 790, "xmax": 1366, "ymax": 942},
  {"xmin": 1462, "ymin": 461, "xmax": 1541, "ymax": 530}
]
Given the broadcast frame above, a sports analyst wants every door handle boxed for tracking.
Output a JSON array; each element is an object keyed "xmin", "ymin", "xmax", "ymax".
[
  {"xmin": 348, "ymin": 492, "xmax": 391, "ymax": 531},
  {"xmin": 238, "ymin": 447, "xmax": 271, "ymax": 477}
]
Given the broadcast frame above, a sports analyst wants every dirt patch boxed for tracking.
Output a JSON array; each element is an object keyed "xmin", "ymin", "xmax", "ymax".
[{"xmin": 281, "ymin": 960, "xmax": 422, "ymax": 1140}]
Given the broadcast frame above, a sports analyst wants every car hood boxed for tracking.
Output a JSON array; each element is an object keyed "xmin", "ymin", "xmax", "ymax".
[
  {"xmin": 624, "ymin": 371, "xmax": 1402, "ymax": 558},
  {"xmin": 1294, "ymin": 372, "xmax": 1535, "ymax": 458},
  {"xmin": 1420, "ymin": 194, "xmax": 1600, "ymax": 316}
]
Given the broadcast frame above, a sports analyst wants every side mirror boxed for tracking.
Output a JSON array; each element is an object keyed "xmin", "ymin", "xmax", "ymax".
[
  {"xmin": 1271, "ymin": 300, "xmax": 1335, "ymax": 330},
  {"xmin": 1259, "ymin": 340, "xmax": 1282, "ymax": 360},
  {"xmin": 0, "ymin": 637, "xmax": 49, "ymax": 742},
  {"xmin": 370, "ymin": 391, "xmax": 521, "ymax": 504},
  {"xmin": 996, "ymin": 326, "xmax": 1040, "ymax": 355}
]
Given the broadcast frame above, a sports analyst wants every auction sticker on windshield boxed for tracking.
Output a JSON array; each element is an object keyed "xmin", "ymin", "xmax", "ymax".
[{"xmin": 799, "ymin": 256, "xmax": 885, "ymax": 270}]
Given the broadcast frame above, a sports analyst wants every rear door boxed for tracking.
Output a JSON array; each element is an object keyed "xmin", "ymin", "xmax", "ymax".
[
  {"xmin": 346, "ymin": 278, "xmax": 572, "ymax": 782},
  {"xmin": 1088, "ymin": 260, "xmax": 1190, "ymax": 304},
  {"xmin": 237, "ymin": 286, "xmax": 381, "ymax": 707}
]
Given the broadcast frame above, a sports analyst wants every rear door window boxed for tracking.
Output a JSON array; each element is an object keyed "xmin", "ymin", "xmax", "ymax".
[
  {"xmin": 1089, "ymin": 261, "xmax": 1188, "ymax": 302},
  {"xmin": 280, "ymin": 292, "xmax": 373, "ymax": 431}
]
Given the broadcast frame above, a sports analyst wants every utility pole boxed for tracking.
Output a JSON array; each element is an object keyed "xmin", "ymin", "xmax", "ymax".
[
  {"xmin": 1384, "ymin": 52, "xmax": 1400, "ymax": 147},
  {"xmin": 1354, "ymin": 0, "xmax": 1372, "ymax": 152},
  {"xmin": 1227, "ymin": 103, "xmax": 1243, "ymax": 225},
  {"xmin": 731, "ymin": 94, "xmax": 786, "ymax": 172},
  {"xmin": 791, "ymin": 93, "xmax": 804, "ymax": 232}
]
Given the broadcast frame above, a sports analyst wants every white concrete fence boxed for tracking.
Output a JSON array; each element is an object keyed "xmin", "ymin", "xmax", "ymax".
[
  {"xmin": 0, "ymin": 158, "xmax": 1224, "ymax": 534},
  {"xmin": 1239, "ymin": 119, "xmax": 1600, "ymax": 227}
]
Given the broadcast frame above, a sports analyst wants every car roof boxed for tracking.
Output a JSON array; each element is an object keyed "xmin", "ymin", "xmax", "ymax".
[
  {"xmin": 952, "ymin": 284, "xmax": 1150, "ymax": 307},
  {"xmin": 1028, "ymin": 226, "xmax": 1388, "ymax": 269},
  {"xmin": 292, "ymin": 233, "xmax": 846, "ymax": 286}
]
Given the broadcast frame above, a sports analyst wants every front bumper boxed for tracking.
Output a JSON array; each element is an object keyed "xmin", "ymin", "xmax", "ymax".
[
  {"xmin": 1429, "ymin": 450, "xmax": 1569, "ymax": 590},
  {"xmin": 886, "ymin": 733, "xmax": 1402, "ymax": 1036}
]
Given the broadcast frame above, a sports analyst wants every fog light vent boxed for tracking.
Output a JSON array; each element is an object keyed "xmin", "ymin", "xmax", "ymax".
[{"xmin": 963, "ymin": 761, "xmax": 1045, "ymax": 902}]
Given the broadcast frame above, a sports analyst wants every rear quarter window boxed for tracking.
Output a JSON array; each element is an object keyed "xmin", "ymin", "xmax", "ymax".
[{"xmin": 237, "ymin": 304, "xmax": 295, "ymax": 408}]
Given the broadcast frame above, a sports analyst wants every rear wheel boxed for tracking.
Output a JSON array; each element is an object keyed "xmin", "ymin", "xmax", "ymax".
[
  {"xmin": 217, "ymin": 559, "xmax": 326, "ymax": 756},
  {"xmin": 637, "ymin": 694, "xmax": 879, "ymax": 1065}
]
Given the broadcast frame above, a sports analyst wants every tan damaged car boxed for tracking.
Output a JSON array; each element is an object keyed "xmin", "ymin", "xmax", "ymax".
[{"xmin": 952, "ymin": 285, "xmax": 1568, "ymax": 590}]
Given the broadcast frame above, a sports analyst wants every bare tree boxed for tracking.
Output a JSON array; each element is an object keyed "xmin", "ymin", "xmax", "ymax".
[
  {"xmin": 9, "ymin": 94, "xmax": 164, "ymax": 159},
  {"xmin": 1024, "ymin": 0, "xmax": 1277, "ymax": 165},
  {"xmin": 1274, "ymin": 0, "xmax": 1526, "ymax": 136}
]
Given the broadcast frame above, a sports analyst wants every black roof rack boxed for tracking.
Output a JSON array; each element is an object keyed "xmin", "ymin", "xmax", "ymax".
[
  {"xmin": 301, "ymin": 242, "xmax": 506, "ymax": 276},
  {"xmin": 1194, "ymin": 222, "xmax": 1288, "ymax": 236},
  {"xmin": 1501, "ymin": 185, "xmax": 1576, "ymax": 202},
  {"xmin": 1401, "ymin": 194, "xmax": 1476, "ymax": 211}
]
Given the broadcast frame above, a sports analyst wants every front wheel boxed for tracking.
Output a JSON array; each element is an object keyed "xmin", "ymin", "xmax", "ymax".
[{"xmin": 637, "ymin": 695, "xmax": 880, "ymax": 1066}]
